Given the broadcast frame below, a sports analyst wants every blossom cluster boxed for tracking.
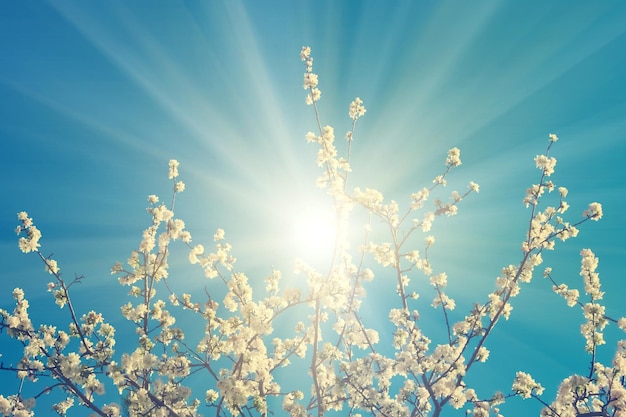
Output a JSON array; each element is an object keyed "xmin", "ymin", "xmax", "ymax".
[
  {"xmin": 0, "ymin": 46, "xmax": 620, "ymax": 417},
  {"xmin": 300, "ymin": 46, "xmax": 320, "ymax": 105}
]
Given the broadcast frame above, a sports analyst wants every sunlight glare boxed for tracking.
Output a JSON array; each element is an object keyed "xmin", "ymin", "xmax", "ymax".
[{"xmin": 291, "ymin": 204, "xmax": 337, "ymax": 262}]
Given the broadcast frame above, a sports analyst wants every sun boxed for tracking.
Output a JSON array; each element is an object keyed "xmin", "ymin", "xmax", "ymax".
[{"xmin": 290, "ymin": 204, "xmax": 337, "ymax": 262}]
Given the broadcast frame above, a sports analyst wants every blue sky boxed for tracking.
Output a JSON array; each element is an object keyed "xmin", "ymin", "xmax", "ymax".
[{"xmin": 1, "ymin": 1, "xmax": 626, "ymax": 416}]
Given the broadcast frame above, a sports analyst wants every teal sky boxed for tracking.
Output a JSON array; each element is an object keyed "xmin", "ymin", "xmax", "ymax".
[{"xmin": 1, "ymin": 1, "xmax": 626, "ymax": 416}]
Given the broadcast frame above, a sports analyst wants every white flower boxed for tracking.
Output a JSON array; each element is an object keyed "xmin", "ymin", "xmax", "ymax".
[
  {"xmin": 206, "ymin": 389, "xmax": 219, "ymax": 403},
  {"xmin": 303, "ymin": 73, "xmax": 318, "ymax": 89},
  {"xmin": 52, "ymin": 398, "xmax": 74, "ymax": 415},
  {"xmin": 45, "ymin": 259, "xmax": 60, "ymax": 275},
  {"xmin": 433, "ymin": 175, "xmax": 447, "ymax": 186},
  {"xmin": 18, "ymin": 224, "xmax": 42, "ymax": 254},
  {"xmin": 188, "ymin": 244, "xmax": 204, "ymax": 264},
  {"xmin": 476, "ymin": 346, "xmax": 490, "ymax": 362},
  {"xmin": 446, "ymin": 147, "xmax": 462, "ymax": 167},
  {"xmin": 305, "ymin": 131, "xmax": 317, "ymax": 143},
  {"xmin": 168, "ymin": 159, "xmax": 179, "ymax": 179},
  {"xmin": 213, "ymin": 228, "xmax": 225, "ymax": 241},
  {"xmin": 349, "ymin": 97, "xmax": 366, "ymax": 120},
  {"xmin": 299, "ymin": 46, "xmax": 311, "ymax": 61},
  {"xmin": 583, "ymin": 202, "xmax": 603, "ymax": 221},
  {"xmin": 430, "ymin": 272, "xmax": 447, "ymax": 287},
  {"xmin": 534, "ymin": 154, "xmax": 557, "ymax": 176},
  {"xmin": 306, "ymin": 88, "xmax": 321, "ymax": 104},
  {"xmin": 512, "ymin": 371, "xmax": 544, "ymax": 398}
]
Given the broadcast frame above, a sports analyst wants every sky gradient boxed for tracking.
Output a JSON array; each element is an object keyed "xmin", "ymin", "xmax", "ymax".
[{"xmin": 1, "ymin": 1, "xmax": 626, "ymax": 416}]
